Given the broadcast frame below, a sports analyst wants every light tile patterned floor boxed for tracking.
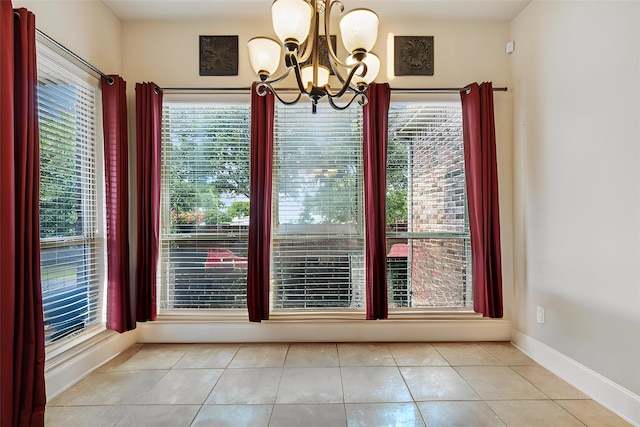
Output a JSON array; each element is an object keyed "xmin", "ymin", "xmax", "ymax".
[{"xmin": 46, "ymin": 342, "xmax": 631, "ymax": 426}]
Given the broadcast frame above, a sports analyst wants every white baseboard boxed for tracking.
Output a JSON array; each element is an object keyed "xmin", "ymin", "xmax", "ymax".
[
  {"xmin": 512, "ymin": 330, "xmax": 640, "ymax": 426},
  {"xmin": 45, "ymin": 328, "xmax": 138, "ymax": 399},
  {"xmin": 137, "ymin": 318, "xmax": 513, "ymax": 343}
]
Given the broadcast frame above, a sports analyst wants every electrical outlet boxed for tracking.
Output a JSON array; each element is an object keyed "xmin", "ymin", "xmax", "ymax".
[{"xmin": 536, "ymin": 306, "xmax": 545, "ymax": 324}]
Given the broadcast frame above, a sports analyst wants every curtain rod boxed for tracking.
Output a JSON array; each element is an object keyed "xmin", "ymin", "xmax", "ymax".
[
  {"xmin": 157, "ymin": 86, "xmax": 508, "ymax": 93},
  {"xmin": 391, "ymin": 87, "xmax": 508, "ymax": 93},
  {"xmin": 15, "ymin": 10, "xmax": 112, "ymax": 84},
  {"xmin": 35, "ymin": 27, "xmax": 114, "ymax": 85}
]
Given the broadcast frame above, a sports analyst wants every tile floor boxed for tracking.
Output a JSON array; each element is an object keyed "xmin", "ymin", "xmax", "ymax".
[{"xmin": 46, "ymin": 342, "xmax": 632, "ymax": 426}]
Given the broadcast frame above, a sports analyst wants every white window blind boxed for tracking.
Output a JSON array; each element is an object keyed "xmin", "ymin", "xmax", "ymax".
[
  {"xmin": 37, "ymin": 43, "xmax": 105, "ymax": 346},
  {"xmin": 160, "ymin": 102, "xmax": 250, "ymax": 310},
  {"xmin": 272, "ymin": 103, "xmax": 365, "ymax": 310},
  {"xmin": 386, "ymin": 102, "xmax": 473, "ymax": 309}
]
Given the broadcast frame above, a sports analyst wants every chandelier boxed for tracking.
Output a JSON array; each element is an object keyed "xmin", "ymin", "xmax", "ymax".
[{"xmin": 247, "ymin": 0, "xmax": 380, "ymax": 113}]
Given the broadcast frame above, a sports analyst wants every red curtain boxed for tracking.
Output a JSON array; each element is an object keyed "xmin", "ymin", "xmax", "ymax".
[
  {"xmin": 102, "ymin": 76, "xmax": 134, "ymax": 333},
  {"xmin": 135, "ymin": 82, "xmax": 163, "ymax": 322},
  {"xmin": 363, "ymin": 83, "xmax": 391, "ymax": 320},
  {"xmin": 0, "ymin": 5, "xmax": 47, "ymax": 426},
  {"xmin": 247, "ymin": 82, "xmax": 274, "ymax": 322},
  {"xmin": 460, "ymin": 82, "xmax": 503, "ymax": 318},
  {"xmin": 0, "ymin": 3, "xmax": 17, "ymax": 423}
]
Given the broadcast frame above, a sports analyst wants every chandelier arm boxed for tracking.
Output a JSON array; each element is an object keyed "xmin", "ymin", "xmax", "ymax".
[
  {"xmin": 257, "ymin": 82, "xmax": 303, "ymax": 105},
  {"xmin": 296, "ymin": 0, "xmax": 318, "ymax": 64},
  {"xmin": 262, "ymin": 67, "xmax": 294, "ymax": 86},
  {"xmin": 328, "ymin": 54, "xmax": 348, "ymax": 86},
  {"xmin": 327, "ymin": 91, "xmax": 368, "ymax": 110},
  {"xmin": 326, "ymin": 61, "xmax": 367, "ymax": 99},
  {"xmin": 325, "ymin": 0, "xmax": 349, "ymax": 68},
  {"xmin": 255, "ymin": 82, "xmax": 271, "ymax": 96},
  {"xmin": 291, "ymin": 56, "xmax": 314, "ymax": 96},
  {"xmin": 272, "ymin": 89, "xmax": 303, "ymax": 106},
  {"xmin": 356, "ymin": 92, "xmax": 369, "ymax": 107},
  {"xmin": 297, "ymin": 39, "xmax": 311, "ymax": 64}
]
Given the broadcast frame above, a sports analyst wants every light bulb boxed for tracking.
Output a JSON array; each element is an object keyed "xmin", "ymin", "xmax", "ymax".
[{"xmin": 301, "ymin": 65, "xmax": 330, "ymax": 88}]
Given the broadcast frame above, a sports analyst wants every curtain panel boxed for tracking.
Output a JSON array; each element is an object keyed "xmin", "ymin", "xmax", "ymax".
[
  {"xmin": 102, "ymin": 75, "xmax": 135, "ymax": 333},
  {"xmin": 0, "ymin": 4, "xmax": 17, "ymax": 424},
  {"xmin": 247, "ymin": 82, "xmax": 275, "ymax": 322},
  {"xmin": 363, "ymin": 83, "xmax": 391, "ymax": 320},
  {"xmin": 460, "ymin": 82, "xmax": 504, "ymax": 318},
  {"xmin": 0, "ymin": 4, "xmax": 47, "ymax": 426},
  {"xmin": 135, "ymin": 82, "xmax": 163, "ymax": 322}
]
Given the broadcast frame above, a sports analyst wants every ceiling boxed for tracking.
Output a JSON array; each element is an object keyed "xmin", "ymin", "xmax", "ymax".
[{"xmin": 101, "ymin": 0, "xmax": 531, "ymax": 22}]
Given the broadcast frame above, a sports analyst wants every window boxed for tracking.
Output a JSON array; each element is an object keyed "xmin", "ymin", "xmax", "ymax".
[
  {"xmin": 387, "ymin": 101, "xmax": 472, "ymax": 309},
  {"xmin": 158, "ymin": 98, "xmax": 471, "ymax": 315},
  {"xmin": 37, "ymin": 43, "xmax": 105, "ymax": 346},
  {"xmin": 271, "ymin": 104, "xmax": 364, "ymax": 310},
  {"xmin": 159, "ymin": 102, "xmax": 250, "ymax": 310}
]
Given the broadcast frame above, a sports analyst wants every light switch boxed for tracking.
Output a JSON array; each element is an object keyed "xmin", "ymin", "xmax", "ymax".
[{"xmin": 506, "ymin": 41, "xmax": 515, "ymax": 54}]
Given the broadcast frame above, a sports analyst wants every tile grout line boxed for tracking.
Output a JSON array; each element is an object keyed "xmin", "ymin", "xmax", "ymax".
[{"xmin": 45, "ymin": 342, "xmax": 631, "ymax": 426}]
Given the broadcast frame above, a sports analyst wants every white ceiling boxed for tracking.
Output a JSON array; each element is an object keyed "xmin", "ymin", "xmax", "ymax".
[{"xmin": 101, "ymin": 0, "xmax": 531, "ymax": 22}]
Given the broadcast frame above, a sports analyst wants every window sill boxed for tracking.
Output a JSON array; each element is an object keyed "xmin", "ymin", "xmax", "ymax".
[
  {"xmin": 155, "ymin": 307, "xmax": 482, "ymax": 323},
  {"xmin": 141, "ymin": 311, "xmax": 510, "ymax": 343},
  {"xmin": 388, "ymin": 307, "xmax": 480, "ymax": 320},
  {"xmin": 45, "ymin": 326, "xmax": 113, "ymax": 372}
]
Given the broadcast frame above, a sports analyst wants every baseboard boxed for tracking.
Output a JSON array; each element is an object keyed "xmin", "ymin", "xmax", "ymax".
[
  {"xmin": 137, "ymin": 318, "xmax": 512, "ymax": 343},
  {"xmin": 45, "ymin": 328, "xmax": 138, "ymax": 399},
  {"xmin": 512, "ymin": 330, "xmax": 640, "ymax": 426}
]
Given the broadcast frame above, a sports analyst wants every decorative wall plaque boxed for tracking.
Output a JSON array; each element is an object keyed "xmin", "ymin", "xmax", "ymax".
[
  {"xmin": 300, "ymin": 35, "xmax": 337, "ymax": 74},
  {"xmin": 199, "ymin": 35, "xmax": 238, "ymax": 76},
  {"xmin": 394, "ymin": 36, "xmax": 434, "ymax": 76}
]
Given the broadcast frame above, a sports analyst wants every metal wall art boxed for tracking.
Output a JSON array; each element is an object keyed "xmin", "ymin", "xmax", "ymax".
[
  {"xmin": 394, "ymin": 36, "xmax": 434, "ymax": 76},
  {"xmin": 199, "ymin": 35, "xmax": 238, "ymax": 76}
]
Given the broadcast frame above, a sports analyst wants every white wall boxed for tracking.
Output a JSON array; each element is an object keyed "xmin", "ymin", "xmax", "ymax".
[
  {"xmin": 13, "ymin": 0, "xmax": 122, "ymax": 74},
  {"xmin": 511, "ymin": 0, "xmax": 640, "ymax": 397},
  {"xmin": 122, "ymin": 17, "xmax": 513, "ymax": 90}
]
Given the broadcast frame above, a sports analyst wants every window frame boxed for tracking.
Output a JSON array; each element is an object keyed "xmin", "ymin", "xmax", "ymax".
[
  {"xmin": 270, "ymin": 102, "xmax": 366, "ymax": 313},
  {"xmin": 386, "ymin": 97, "xmax": 474, "ymax": 313},
  {"xmin": 156, "ymin": 94, "xmax": 476, "ymax": 319},
  {"xmin": 37, "ymin": 40, "xmax": 107, "ymax": 352},
  {"xmin": 158, "ymin": 97, "xmax": 252, "ymax": 312}
]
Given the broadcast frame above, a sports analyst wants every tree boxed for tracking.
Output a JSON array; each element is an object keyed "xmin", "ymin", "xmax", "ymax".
[
  {"xmin": 386, "ymin": 109, "xmax": 410, "ymax": 226},
  {"xmin": 274, "ymin": 107, "xmax": 363, "ymax": 225},
  {"xmin": 226, "ymin": 201, "xmax": 250, "ymax": 219},
  {"xmin": 39, "ymin": 82, "xmax": 84, "ymax": 238},
  {"xmin": 164, "ymin": 105, "xmax": 251, "ymax": 226}
]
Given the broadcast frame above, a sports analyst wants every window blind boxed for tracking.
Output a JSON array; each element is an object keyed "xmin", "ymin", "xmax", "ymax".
[
  {"xmin": 158, "ymin": 100, "xmax": 472, "ymax": 314},
  {"xmin": 37, "ymin": 43, "xmax": 105, "ymax": 345},
  {"xmin": 386, "ymin": 102, "xmax": 472, "ymax": 308},
  {"xmin": 160, "ymin": 102, "xmax": 250, "ymax": 310},
  {"xmin": 271, "ymin": 103, "xmax": 365, "ymax": 310}
]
